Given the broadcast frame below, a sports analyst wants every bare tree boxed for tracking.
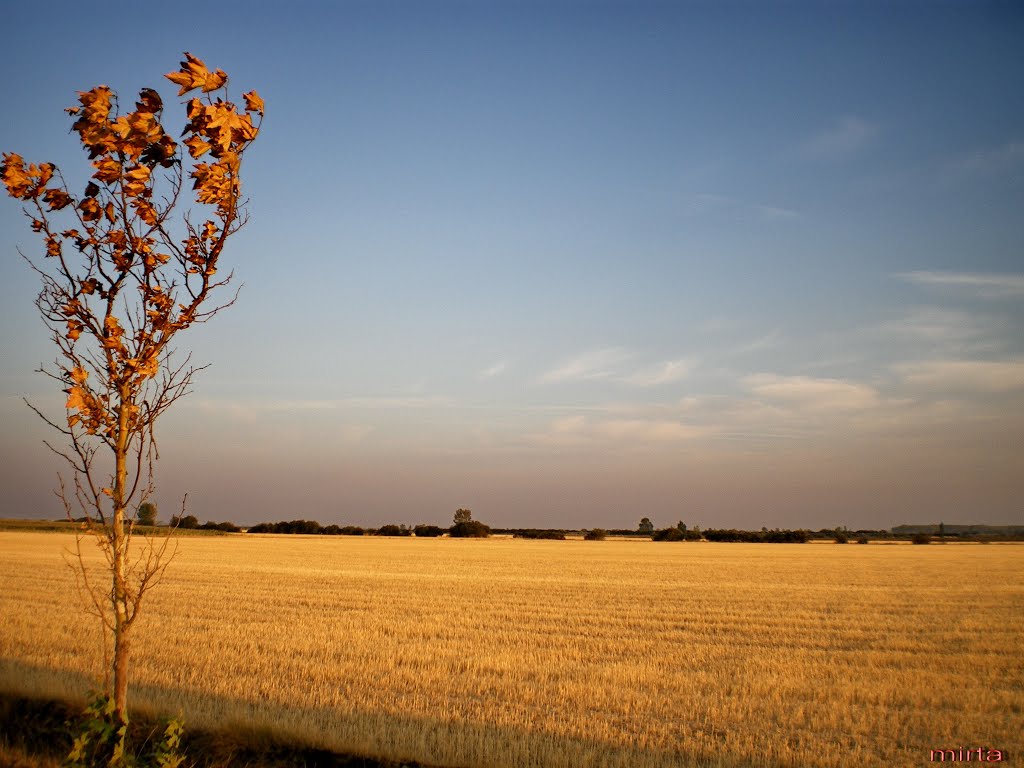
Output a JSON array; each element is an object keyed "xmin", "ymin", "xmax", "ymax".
[{"xmin": 1, "ymin": 53, "xmax": 262, "ymax": 721}]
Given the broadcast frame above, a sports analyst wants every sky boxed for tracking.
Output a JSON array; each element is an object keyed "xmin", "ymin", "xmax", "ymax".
[{"xmin": 1, "ymin": 1, "xmax": 1023, "ymax": 530}]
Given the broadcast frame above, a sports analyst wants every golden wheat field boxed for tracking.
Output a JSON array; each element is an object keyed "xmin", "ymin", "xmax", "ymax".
[{"xmin": 0, "ymin": 532, "xmax": 1021, "ymax": 767}]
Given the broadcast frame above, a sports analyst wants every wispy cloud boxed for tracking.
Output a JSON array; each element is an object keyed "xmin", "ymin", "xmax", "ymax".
[
  {"xmin": 194, "ymin": 395, "xmax": 454, "ymax": 418},
  {"xmin": 804, "ymin": 115, "xmax": 878, "ymax": 157},
  {"xmin": 339, "ymin": 396, "xmax": 455, "ymax": 409},
  {"xmin": 726, "ymin": 330, "xmax": 783, "ymax": 357},
  {"xmin": 688, "ymin": 193, "xmax": 800, "ymax": 222},
  {"xmin": 527, "ymin": 413, "xmax": 710, "ymax": 449},
  {"xmin": 946, "ymin": 140, "xmax": 1024, "ymax": 177},
  {"xmin": 744, "ymin": 373, "xmax": 880, "ymax": 411},
  {"xmin": 753, "ymin": 204, "xmax": 800, "ymax": 221},
  {"xmin": 623, "ymin": 359, "xmax": 696, "ymax": 387},
  {"xmin": 541, "ymin": 348, "xmax": 631, "ymax": 383},
  {"xmin": 897, "ymin": 271, "xmax": 1024, "ymax": 300},
  {"xmin": 879, "ymin": 306, "xmax": 995, "ymax": 345},
  {"xmin": 895, "ymin": 359, "xmax": 1024, "ymax": 394},
  {"xmin": 478, "ymin": 360, "xmax": 508, "ymax": 380}
]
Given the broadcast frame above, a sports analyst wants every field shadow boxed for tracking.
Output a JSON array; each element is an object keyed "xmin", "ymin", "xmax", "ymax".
[{"xmin": 0, "ymin": 657, "xmax": 717, "ymax": 768}]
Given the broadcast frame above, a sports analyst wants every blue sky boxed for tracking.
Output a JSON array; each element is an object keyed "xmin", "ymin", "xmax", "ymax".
[{"xmin": 2, "ymin": 1, "xmax": 1022, "ymax": 529}]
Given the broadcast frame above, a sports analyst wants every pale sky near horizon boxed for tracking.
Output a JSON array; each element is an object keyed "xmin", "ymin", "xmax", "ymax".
[{"xmin": 1, "ymin": 1, "xmax": 1022, "ymax": 530}]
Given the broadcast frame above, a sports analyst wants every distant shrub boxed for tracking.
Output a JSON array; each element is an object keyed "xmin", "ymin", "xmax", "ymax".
[
  {"xmin": 856, "ymin": 536, "xmax": 869, "ymax": 544},
  {"xmin": 199, "ymin": 520, "xmax": 240, "ymax": 533},
  {"xmin": 414, "ymin": 525, "xmax": 445, "ymax": 537},
  {"xmin": 833, "ymin": 531, "xmax": 849, "ymax": 544},
  {"xmin": 912, "ymin": 533, "xmax": 931, "ymax": 545},
  {"xmin": 376, "ymin": 524, "xmax": 411, "ymax": 537},
  {"xmin": 703, "ymin": 528, "xmax": 809, "ymax": 543},
  {"xmin": 766, "ymin": 529, "xmax": 809, "ymax": 543},
  {"xmin": 584, "ymin": 528, "xmax": 607, "ymax": 541},
  {"xmin": 652, "ymin": 527, "xmax": 686, "ymax": 542},
  {"xmin": 339, "ymin": 525, "xmax": 366, "ymax": 536},
  {"xmin": 450, "ymin": 520, "xmax": 491, "ymax": 538},
  {"xmin": 513, "ymin": 529, "xmax": 566, "ymax": 540},
  {"xmin": 169, "ymin": 514, "xmax": 199, "ymax": 530},
  {"xmin": 136, "ymin": 502, "xmax": 158, "ymax": 527},
  {"xmin": 246, "ymin": 519, "xmax": 322, "ymax": 534}
]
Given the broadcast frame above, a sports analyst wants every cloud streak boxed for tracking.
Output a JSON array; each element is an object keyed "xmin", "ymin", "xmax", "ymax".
[
  {"xmin": 527, "ymin": 413, "xmax": 711, "ymax": 449},
  {"xmin": 895, "ymin": 359, "xmax": 1024, "ymax": 395},
  {"xmin": 689, "ymin": 193, "xmax": 800, "ymax": 222},
  {"xmin": 478, "ymin": 361, "xmax": 508, "ymax": 380},
  {"xmin": 541, "ymin": 348, "xmax": 631, "ymax": 383},
  {"xmin": 624, "ymin": 359, "xmax": 696, "ymax": 387},
  {"xmin": 947, "ymin": 140, "xmax": 1024, "ymax": 177},
  {"xmin": 744, "ymin": 373, "xmax": 880, "ymax": 411},
  {"xmin": 897, "ymin": 271, "xmax": 1024, "ymax": 299},
  {"xmin": 803, "ymin": 115, "xmax": 878, "ymax": 157}
]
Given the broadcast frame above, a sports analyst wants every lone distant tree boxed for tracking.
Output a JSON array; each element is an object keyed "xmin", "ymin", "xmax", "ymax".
[
  {"xmin": 169, "ymin": 514, "xmax": 199, "ymax": 530},
  {"xmin": 1, "ymin": 53, "xmax": 262, "ymax": 723},
  {"xmin": 136, "ymin": 502, "xmax": 157, "ymax": 527},
  {"xmin": 638, "ymin": 517, "xmax": 655, "ymax": 535},
  {"xmin": 450, "ymin": 508, "xmax": 491, "ymax": 538}
]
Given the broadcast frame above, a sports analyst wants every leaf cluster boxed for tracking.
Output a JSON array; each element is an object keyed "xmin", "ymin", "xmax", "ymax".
[{"xmin": 1, "ymin": 54, "xmax": 262, "ymax": 461}]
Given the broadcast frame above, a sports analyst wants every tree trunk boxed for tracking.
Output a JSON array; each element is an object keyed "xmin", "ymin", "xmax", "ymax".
[
  {"xmin": 113, "ymin": 621, "xmax": 131, "ymax": 721},
  {"xmin": 111, "ymin": 387, "xmax": 131, "ymax": 722}
]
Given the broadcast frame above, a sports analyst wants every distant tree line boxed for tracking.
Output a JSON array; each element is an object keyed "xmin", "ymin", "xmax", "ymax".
[
  {"xmin": 244, "ymin": 510, "xmax": 492, "ymax": 538},
  {"xmin": 510, "ymin": 529, "xmax": 566, "ymax": 540},
  {"xmin": 162, "ymin": 512, "xmax": 1023, "ymax": 544},
  {"xmin": 892, "ymin": 523, "xmax": 1024, "ymax": 541},
  {"xmin": 246, "ymin": 519, "xmax": 361, "ymax": 535},
  {"xmin": 701, "ymin": 528, "xmax": 810, "ymax": 543},
  {"xmin": 652, "ymin": 524, "xmax": 703, "ymax": 542},
  {"xmin": 170, "ymin": 514, "xmax": 241, "ymax": 533}
]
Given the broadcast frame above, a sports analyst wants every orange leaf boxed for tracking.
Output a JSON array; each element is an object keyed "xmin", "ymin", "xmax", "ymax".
[
  {"xmin": 122, "ymin": 165, "xmax": 151, "ymax": 196},
  {"xmin": 79, "ymin": 198, "xmax": 101, "ymax": 222},
  {"xmin": 66, "ymin": 386, "xmax": 87, "ymax": 411},
  {"xmin": 243, "ymin": 91, "xmax": 264, "ymax": 115},
  {"xmin": 165, "ymin": 53, "xmax": 227, "ymax": 96},
  {"xmin": 92, "ymin": 157, "xmax": 121, "ymax": 184},
  {"xmin": 1, "ymin": 153, "xmax": 31, "ymax": 198},
  {"xmin": 184, "ymin": 135, "xmax": 212, "ymax": 159},
  {"xmin": 135, "ymin": 88, "xmax": 163, "ymax": 114},
  {"xmin": 44, "ymin": 188, "xmax": 73, "ymax": 211},
  {"xmin": 201, "ymin": 69, "xmax": 228, "ymax": 93}
]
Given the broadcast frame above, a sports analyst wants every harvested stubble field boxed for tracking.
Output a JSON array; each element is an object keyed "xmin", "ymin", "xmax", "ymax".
[{"xmin": 0, "ymin": 532, "xmax": 1021, "ymax": 768}]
